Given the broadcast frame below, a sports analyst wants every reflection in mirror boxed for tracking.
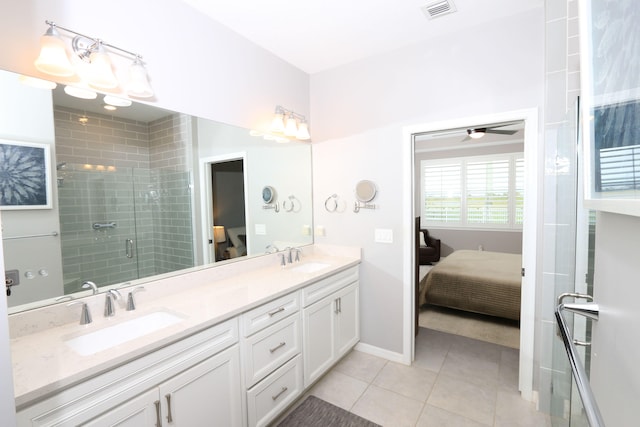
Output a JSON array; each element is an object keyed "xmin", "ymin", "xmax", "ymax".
[{"xmin": 0, "ymin": 69, "xmax": 313, "ymax": 313}]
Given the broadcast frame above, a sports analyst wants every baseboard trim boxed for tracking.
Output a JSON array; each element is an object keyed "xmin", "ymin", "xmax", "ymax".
[{"xmin": 354, "ymin": 342, "xmax": 407, "ymax": 364}]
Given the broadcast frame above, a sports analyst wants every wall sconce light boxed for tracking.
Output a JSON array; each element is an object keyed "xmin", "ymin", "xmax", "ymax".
[
  {"xmin": 34, "ymin": 20, "xmax": 154, "ymax": 99},
  {"xmin": 270, "ymin": 105, "xmax": 311, "ymax": 141}
]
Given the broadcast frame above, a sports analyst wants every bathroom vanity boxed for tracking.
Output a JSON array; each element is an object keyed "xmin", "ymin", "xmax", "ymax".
[{"xmin": 10, "ymin": 245, "xmax": 360, "ymax": 427}]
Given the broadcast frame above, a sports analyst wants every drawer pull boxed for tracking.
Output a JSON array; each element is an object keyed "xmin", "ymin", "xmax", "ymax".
[
  {"xmin": 154, "ymin": 400, "xmax": 162, "ymax": 427},
  {"xmin": 268, "ymin": 307, "xmax": 285, "ymax": 317},
  {"xmin": 269, "ymin": 341, "xmax": 286, "ymax": 353},
  {"xmin": 272, "ymin": 386, "xmax": 288, "ymax": 401},
  {"xmin": 165, "ymin": 393, "xmax": 173, "ymax": 423}
]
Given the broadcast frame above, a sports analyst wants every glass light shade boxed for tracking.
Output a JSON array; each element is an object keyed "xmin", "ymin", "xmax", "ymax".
[
  {"xmin": 270, "ymin": 113, "xmax": 285, "ymax": 133},
  {"xmin": 64, "ymin": 85, "xmax": 97, "ymax": 100},
  {"xmin": 87, "ymin": 47, "xmax": 118, "ymax": 89},
  {"xmin": 296, "ymin": 121, "xmax": 310, "ymax": 140},
  {"xmin": 19, "ymin": 75, "xmax": 57, "ymax": 90},
  {"xmin": 127, "ymin": 59, "xmax": 154, "ymax": 98},
  {"xmin": 284, "ymin": 114, "xmax": 298, "ymax": 137},
  {"xmin": 34, "ymin": 28, "xmax": 75, "ymax": 77},
  {"xmin": 469, "ymin": 130, "xmax": 485, "ymax": 139}
]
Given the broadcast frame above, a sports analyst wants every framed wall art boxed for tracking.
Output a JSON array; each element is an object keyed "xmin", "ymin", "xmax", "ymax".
[{"xmin": 0, "ymin": 139, "xmax": 52, "ymax": 210}]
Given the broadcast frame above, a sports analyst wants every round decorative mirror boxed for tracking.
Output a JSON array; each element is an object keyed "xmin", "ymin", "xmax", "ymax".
[
  {"xmin": 355, "ymin": 180, "xmax": 377, "ymax": 202},
  {"xmin": 262, "ymin": 185, "xmax": 276, "ymax": 203}
]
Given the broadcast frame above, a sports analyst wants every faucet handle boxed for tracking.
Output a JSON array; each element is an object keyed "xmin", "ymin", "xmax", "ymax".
[
  {"xmin": 279, "ymin": 253, "xmax": 286, "ymax": 268},
  {"xmin": 67, "ymin": 301, "xmax": 92, "ymax": 325},
  {"xmin": 293, "ymin": 247, "xmax": 302, "ymax": 262},
  {"xmin": 126, "ymin": 286, "xmax": 146, "ymax": 311}
]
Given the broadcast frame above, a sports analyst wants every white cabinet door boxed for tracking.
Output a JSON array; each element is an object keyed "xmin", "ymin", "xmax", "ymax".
[
  {"xmin": 334, "ymin": 283, "xmax": 359, "ymax": 359},
  {"xmin": 82, "ymin": 388, "xmax": 158, "ymax": 427},
  {"xmin": 302, "ymin": 281, "xmax": 359, "ymax": 387},
  {"xmin": 302, "ymin": 295, "xmax": 336, "ymax": 387},
  {"xmin": 158, "ymin": 345, "xmax": 243, "ymax": 427}
]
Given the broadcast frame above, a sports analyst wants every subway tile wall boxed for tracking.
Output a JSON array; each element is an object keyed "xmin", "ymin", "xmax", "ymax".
[{"xmin": 54, "ymin": 107, "xmax": 193, "ymax": 291}]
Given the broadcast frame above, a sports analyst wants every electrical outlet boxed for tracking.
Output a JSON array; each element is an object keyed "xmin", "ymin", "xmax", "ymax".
[
  {"xmin": 5, "ymin": 269, "xmax": 19, "ymax": 287},
  {"xmin": 374, "ymin": 229, "xmax": 393, "ymax": 243}
]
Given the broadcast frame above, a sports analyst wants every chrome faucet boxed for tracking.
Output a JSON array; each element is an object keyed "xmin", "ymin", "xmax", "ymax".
[
  {"xmin": 67, "ymin": 301, "xmax": 92, "ymax": 325},
  {"xmin": 266, "ymin": 244, "xmax": 279, "ymax": 254},
  {"xmin": 292, "ymin": 247, "xmax": 302, "ymax": 262},
  {"xmin": 126, "ymin": 286, "xmax": 146, "ymax": 311},
  {"xmin": 104, "ymin": 289, "xmax": 122, "ymax": 317},
  {"xmin": 283, "ymin": 247, "xmax": 293, "ymax": 264},
  {"xmin": 82, "ymin": 280, "xmax": 98, "ymax": 295}
]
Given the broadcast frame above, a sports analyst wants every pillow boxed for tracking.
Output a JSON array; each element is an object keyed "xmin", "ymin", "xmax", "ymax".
[{"xmin": 420, "ymin": 232, "xmax": 427, "ymax": 247}]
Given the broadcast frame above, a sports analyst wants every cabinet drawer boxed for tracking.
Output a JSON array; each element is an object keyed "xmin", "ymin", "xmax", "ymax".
[
  {"xmin": 243, "ymin": 314, "xmax": 301, "ymax": 387},
  {"xmin": 301, "ymin": 266, "xmax": 358, "ymax": 307},
  {"xmin": 241, "ymin": 292, "xmax": 299, "ymax": 336},
  {"xmin": 247, "ymin": 355, "xmax": 303, "ymax": 427}
]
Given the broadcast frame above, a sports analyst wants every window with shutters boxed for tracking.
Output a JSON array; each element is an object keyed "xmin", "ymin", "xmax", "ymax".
[{"xmin": 421, "ymin": 153, "xmax": 524, "ymax": 229}]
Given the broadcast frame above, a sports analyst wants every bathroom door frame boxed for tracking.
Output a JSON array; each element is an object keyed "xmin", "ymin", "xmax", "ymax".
[
  {"xmin": 402, "ymin": 108, "xmax": 539, "ymax": 401},
  {"xmin": 199, "ymin": 152, "xmax": 249, "ymax": 264}
]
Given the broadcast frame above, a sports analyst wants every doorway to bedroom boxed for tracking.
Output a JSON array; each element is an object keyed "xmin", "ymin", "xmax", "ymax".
[
  {"xmin": 414, "ymin": 121, "xmax": 524, "ymax": 349},
  {"xmin": 403, "ymin": 109, "xmax": 539, "ymax": 400}
]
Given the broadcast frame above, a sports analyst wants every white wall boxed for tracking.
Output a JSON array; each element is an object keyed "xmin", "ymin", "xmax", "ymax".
[{"xmin": 311, "ymin": 9, "xmax": 545, "ymax": 354}]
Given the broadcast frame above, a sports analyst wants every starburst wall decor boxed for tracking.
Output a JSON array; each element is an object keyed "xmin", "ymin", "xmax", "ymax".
[{"xmin": 0, "ymin": 140, "xmax": 52, "ymax": 210}]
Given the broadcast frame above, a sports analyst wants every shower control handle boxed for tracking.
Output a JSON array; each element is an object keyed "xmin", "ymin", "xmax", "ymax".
[{"xmin": 125, "ymin": 239, "xmax": 134, "ymax": 259}]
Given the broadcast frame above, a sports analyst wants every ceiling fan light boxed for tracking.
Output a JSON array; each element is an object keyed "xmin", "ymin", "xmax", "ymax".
[
  {"xmin": 34, "ymin": 26, "xmax": 75, "ymax": 77},
  {"xmin": 467, "ymin": 129, "xmax": 485, "ymax": 139}
]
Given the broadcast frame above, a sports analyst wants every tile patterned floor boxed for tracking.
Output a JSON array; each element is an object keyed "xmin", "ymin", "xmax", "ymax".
[{"xmin": 297, "ymin": 328, "xmax": 551, "ymax": 427}]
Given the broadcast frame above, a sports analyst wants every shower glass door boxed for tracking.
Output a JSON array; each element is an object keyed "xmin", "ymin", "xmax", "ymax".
[{"xmin": 58, "ymin": 164, "xmax": 141, "ymax": 294}]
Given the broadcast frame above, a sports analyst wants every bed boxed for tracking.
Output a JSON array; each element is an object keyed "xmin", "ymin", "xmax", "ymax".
[{"xmin": 418, "ymin": 249, "xmax": 522, "ymax": 321}]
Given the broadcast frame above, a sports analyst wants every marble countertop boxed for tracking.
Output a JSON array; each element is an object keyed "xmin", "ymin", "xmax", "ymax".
[{"xmin": 10, "ymin": 245, "xmax": 360, "ymax": 408}]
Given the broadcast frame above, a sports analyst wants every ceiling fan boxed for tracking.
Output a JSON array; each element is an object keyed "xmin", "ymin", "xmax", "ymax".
[{"xmin": 464, "ymin": 125, "xmax": 518, "ymax": 141}]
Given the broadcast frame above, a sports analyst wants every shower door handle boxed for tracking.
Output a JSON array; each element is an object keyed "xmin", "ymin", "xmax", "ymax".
[{"xmin": 125, "ymin": 239, "xmax": 134, "ymax": 258}]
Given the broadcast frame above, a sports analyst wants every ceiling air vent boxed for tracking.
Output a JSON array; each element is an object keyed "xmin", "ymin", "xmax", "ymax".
[{"xmin": 421, "ymin": 0, "xmax": 457, "ymax": 20}]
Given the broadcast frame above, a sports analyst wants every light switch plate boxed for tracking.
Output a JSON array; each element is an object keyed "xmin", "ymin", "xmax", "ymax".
[
  {"xmin": 374, "ymin": 228, "xmax": 393, "ymax": 243},
  {"xmin": 255, "ymin": 224, "xmax": 266, "ymax": 235}
]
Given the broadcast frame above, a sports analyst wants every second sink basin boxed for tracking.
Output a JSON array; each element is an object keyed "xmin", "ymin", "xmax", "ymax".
[
  {"xmin": 289, "ymin": 262, "xmax": 331, "ymax": 273},
  {"xmin": 65, "ymin": 310, "xmax": 185, "ymax": 356}
]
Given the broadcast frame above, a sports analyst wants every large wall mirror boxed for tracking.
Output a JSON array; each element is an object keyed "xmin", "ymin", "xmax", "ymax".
[{"xmin": 0, "ymin": 69, "xmax": 313, "ymax": 313}]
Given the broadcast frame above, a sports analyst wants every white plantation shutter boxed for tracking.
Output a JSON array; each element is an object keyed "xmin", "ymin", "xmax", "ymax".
[
  {"xmin": 421, "ymin": 153, "xmax": 524, "ymax": 229},
  {"xmin": 466, "ymin": 159, "xmax": 509, "ymax": 225},
  {"xmin": 515, "ymin": 157, "xmax": 525, "ymax": 225},
  {"xmin": 423, "ymin": 163, "xmax": 461, "ymax": 223}
]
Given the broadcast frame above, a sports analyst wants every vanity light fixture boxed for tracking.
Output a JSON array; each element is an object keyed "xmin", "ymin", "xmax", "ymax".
[
  {"xmin": 34, "ymin": 20, "xmax": 154, "ymax": 98},
  {"xmin": 103, "ymin": 95, "xmax": 132, "ymax": 107},
  {"xmin": 270, "ymin": 105, "xmax": 311, "ymax": 141},
  {"xmin": 18, "ymin": 75, "xmax": 57, "ymax": 90}
]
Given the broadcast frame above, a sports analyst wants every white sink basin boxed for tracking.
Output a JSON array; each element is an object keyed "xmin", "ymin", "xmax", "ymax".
[
  {"xmin": 65, "ymin": 311, "xmax": 185, "ymax": 356},
  {"xmin": 289, "ymin": 262, "xmax": 331, "ymax": 273}
]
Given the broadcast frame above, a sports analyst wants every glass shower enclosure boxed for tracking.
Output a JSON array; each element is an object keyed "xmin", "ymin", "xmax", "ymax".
[{"xmin": 57, "ymin": 163, "xmax": 194, "ymax": 294}]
